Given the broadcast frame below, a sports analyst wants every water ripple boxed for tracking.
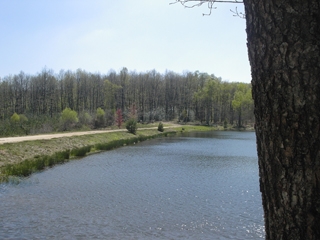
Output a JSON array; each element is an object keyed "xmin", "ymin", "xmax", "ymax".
[{"xmin": 0, "ymin": 131, "xmax": 264, "ymax": 239}]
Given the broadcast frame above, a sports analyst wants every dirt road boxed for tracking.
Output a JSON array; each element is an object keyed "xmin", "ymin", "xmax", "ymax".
[
  {"xmin": 0, "ymin": 125, "xmax": 181, "ymax": 145},
  {"xmin": 0, "ymin": 129, "xmax": 129, "ymax": 144}
]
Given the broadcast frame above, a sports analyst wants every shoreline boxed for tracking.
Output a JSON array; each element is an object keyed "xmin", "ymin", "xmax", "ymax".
[{"xmin": 0, "ymin": 124, "xmax": 219, "ymax": 182}]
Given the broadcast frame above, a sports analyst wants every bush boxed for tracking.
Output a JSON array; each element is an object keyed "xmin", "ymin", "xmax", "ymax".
[
  {"xmin": 60, "ymin": 108, "xmax": 78, "ymax": 131},
  {"xmin": 105, "ymin": 109, "xmax": 115, "ymax": 126},
  {"xmin": 126, "ymin": 118, "xmax": 138, "ymax": 134},
  {"xmin": 1, "ymin": 150, "xmax": 70, "ymax": 178},
  {"xmin": 19, "ymin": 114, "xmax": 28, "ymax": 123},
  {"xmin": 70, "ymin": 146, "xmax": 91, "ymax": 157},
  {"xmin": 95, "ymin": 107, "xmax": 106, "ymax": 128},
  {"xmin": 158, "ymin": 122, "xmax": 164, "ymax": 132},
  {"xmin": 10, "ymin": 113, "xmax": 20, "ymax": 123},
  {"xmin": 79, "ymin": 111, "xmax": 92, "ymax": 127}
]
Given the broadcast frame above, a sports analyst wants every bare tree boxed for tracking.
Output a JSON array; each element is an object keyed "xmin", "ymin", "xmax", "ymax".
[
  {"xmin": 171, "ymin": 0, "xmax": 243, "ymax": 16},
  {"xmin": 1, "ymin": 67, "xmax": 253, "ymax": 135}
]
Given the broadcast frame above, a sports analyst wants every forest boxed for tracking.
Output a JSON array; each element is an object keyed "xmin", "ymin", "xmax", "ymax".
[{"xmin": 0, "ymin": 67, "xmax": 254, "ymax": 137}]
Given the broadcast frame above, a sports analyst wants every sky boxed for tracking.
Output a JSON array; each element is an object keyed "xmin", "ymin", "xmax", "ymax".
[{"xmin": 0, "ymin": 0, "xmax": 251, "ymax": 83}]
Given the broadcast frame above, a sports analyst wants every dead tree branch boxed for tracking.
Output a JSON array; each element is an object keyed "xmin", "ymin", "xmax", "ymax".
[
  {"xmin": 170, "ymin": 0, "xmax": 244, "ymax": 16},
  {"xmin": 230, "ymin": 6, "xmax": 245, "ymax": 18}
]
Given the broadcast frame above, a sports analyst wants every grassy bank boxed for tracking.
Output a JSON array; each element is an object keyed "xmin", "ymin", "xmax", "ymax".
[{"xmin": 0, "ymin": 124, "xmax": 218, "ymax": 182}]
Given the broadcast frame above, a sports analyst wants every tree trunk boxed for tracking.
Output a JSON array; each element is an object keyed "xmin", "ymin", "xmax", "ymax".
[
  {"xmin": 238, "ymin": 107, "xmax": 241, "ymax": 128},
  {"xmin": 243, "ymin": 1, "xmax": 320, "ymax": 239}
]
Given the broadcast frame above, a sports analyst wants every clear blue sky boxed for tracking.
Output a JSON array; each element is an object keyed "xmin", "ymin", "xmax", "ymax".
[{"xmin": 0, "ymin": 0, "xmax": 251, "ymax": 83}]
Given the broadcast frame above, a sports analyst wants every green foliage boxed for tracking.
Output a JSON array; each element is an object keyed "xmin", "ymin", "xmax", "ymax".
[
  {"xmin": 104, "ymin": 79, "xmax": 121, "ymax": 110},
  {"xmin": 0, "ymin": 129, "xmax": 178, "ymax": 182},
  {"xmin": 95, "ymin": 107, "xmax": 105, "ymax": 128},
  {"xmin": 61, "ymin": 108, "xmax": 78, "ymax": 123},
  {"xmin": 10, "ymin": 113, "xmax": 20, "ymax": 123},
  {"xmin": 95, "ymin": 139, "xmax": 130, "ymax": 151},
  {"xmin": 232, "ymin": 83, "xmax": 253, "ymax": 127},
  {"xmin": 1, "ymin": 150, "xmax": 70, "ymax": 177},
  {"xmin": 95, "ymin": 133, "xmax": 171, "ymax": 152},
  {"xmin": 158, "ymin": 122, "xmax": 164, "ymax": 132},
  {"xmin": 105, "ymin": 109, "xmax": 115, "ymax": 126},
  {"xmin": 0, "ymin": 69, "xmax": 254, "ymax": 137},
  {"xmin": 95, "ymin": 141, "xmax": 118, "ymax": 151},
  {"xmin": 54, "ymin": 150, "xmax": 70, "ymax": 161},
  {"xmin": 232, "ymin": 83, "xmax": 252, "ymax": 110},
  {"xmin": 5, "ymin": 113, "xmax": 31, "ymax": 135},
  {"xmin": 0, "ymin": 114, "xmax": 62, "ymax": 137},
  {"xmin": 60, "ymin": 108, "xmax": 78, "ymax": 131},
  {"xmin": 70, "ymin": 146, "xmax": 91, "ymax": 157},
  {"xmin": 79, "ymin": 111, "xmax": 92, "ymax": 127},
  {"xmin": 126, "ymin": 118, "xmax": 138, "ymax": 134},
  {"xmin": 180, "ymin": 110, "xmax": 188, "ymax": 122},
  {"xmin": 193, "ymin": 78, "xmax": 221, "ymax": 124},
  {"xmin": 96, "ymin": 107, "xmax": 105, "ymax": 118},
  {"xmin": 19, "ymin": 114, "xmax": 28, "ymax": 122}
]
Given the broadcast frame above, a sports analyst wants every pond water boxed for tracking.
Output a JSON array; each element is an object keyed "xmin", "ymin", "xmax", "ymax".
[{"xmin": 0, "ymin": 131, "xmax": 265, "ymax": 239}]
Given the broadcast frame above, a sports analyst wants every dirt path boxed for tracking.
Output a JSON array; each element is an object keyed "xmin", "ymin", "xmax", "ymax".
[
  {"xmin": 0, "ymin": 129, "xmax": 126, "ymax": 144},
  {"xmin": 0, "ymin": 125, "xmax": 181, "ymax": 145}
]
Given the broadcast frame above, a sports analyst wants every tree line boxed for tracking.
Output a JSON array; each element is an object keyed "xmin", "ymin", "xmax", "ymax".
[{"xmin": 0, "ymin": 67, "xmax": 253, "ymax": 136}]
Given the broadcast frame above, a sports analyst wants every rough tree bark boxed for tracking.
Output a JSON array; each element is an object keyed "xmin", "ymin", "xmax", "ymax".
[{"xmin": 243, "ymin": 1, "xmax": 320, "ymax": 239}]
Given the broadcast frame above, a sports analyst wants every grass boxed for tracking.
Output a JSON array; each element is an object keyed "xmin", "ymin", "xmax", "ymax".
[
  {"xmin": 177, "ymin": 125, "xmax": 221, "ymax": 132},
  {"xmin": 0, "ymin": 128, "xmax": 178, "ymax": 182},
  {"xmin": 1, "ymin": 150, "xmax": 70, "ymax": 178},
  {"xmin": 0, "ymin": 123, "xmax": 217, "ymax": 182},
  {"xmin": 70, "ymin": 146, "xmax": 92, "ymax": 157}
]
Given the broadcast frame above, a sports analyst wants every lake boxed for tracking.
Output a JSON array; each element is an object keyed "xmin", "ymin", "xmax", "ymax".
[{"xmin": 0, "ymin": 131, "xmax": 264, "ymax": 239}]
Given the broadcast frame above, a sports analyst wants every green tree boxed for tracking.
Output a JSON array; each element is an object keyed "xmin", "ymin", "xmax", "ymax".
[
  {"xmin": 95, "ymin": 107, "xmax": 105, "ymax": 128},
  {"xmin": 126, "ymin": 118, "xmax": 137, "ymax": 135},
  {"xmin": 158, "ymin": 122, "xmax": 164, "ymax": 132},
  {"xmin": 193, "ymin": 78, "xmax": 219, "ymax": 125},
  {"xmin": 231, "ymin": 83, "xmax": 252, "ymax": 127},
  {"xmin": 78, "ymin": 111, "xmax": 92, "ymax": 127},
  {"xmin": 9, "ymin": 113, "xmax": 30, "ymax": 135},
  {"xmin": 104, "ymin": 79, "xmax": 121, "ymax": 110},
  {"xmin": 60, "ymin": 108, "xmax": 78, "ymax": 131},
  {"xmin": 119, "ymin": 67, "xmax": 129, "ymax": 112},
  {"xmin": 18, "ymin": 114, "xmax": 29, "ymax": 134}
]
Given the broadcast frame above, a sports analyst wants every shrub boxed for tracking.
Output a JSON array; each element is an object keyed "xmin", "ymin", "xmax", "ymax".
[
  {"xmin": 105, "ymin": 109, "xmax": 115, "ymax": 126},
  {"xmin": 54, "ymin": 150, "xmax": 70, "ymax": 162},
  {"xmin": 60, "ymin": 108, "xmax": 78, "ymax": 131},
  {"xmin": 95, "ymin": 107, "xmax": 105, "ymax": 128},
  {"xmin": 126, "ymin": 118, "xmax": 138, "ymax": 134},
  {"xmin": 10, "ymin": 113, "xmax": 20, "ymax": 123},
  {"xmin": 70, "ymin": 146, "xmax": 91, "ymax": 157},
  {"xmin": 158, "ymin": 122, "xmax": 164, "ymax": 132},
  {"xmin": 1, "ymin": 150, "xmax": 71, "ymax": 178},
  {"xmin": 79, "ymin": 111, "xmax": 92, "ymax": 127},
  {"xmin": 19, "ymin": 114, "xmax": 28, "ymax": 123}
]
